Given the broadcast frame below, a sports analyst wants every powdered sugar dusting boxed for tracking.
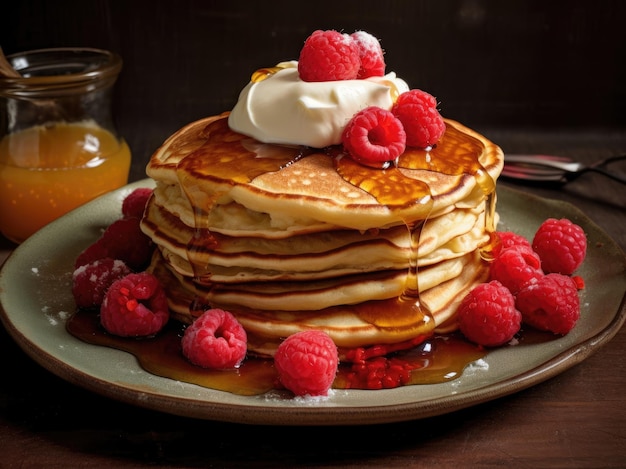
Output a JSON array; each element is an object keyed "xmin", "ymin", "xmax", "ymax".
[
  {"xmin": 465, "ymin": 358, "xmax": 490, "ymax": 373},
  {"xmin": 262, "ymin": 388, "xmax": 337, "ymax": 404},
  {"xmin": 45, "ymin": 310, "xmax": 71, "ymax": 326}
]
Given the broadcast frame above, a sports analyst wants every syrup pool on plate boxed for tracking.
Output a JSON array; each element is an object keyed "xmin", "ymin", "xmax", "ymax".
[
  {"xmin": 66, "ymin": 310, "xmax": 489, "ymax": 394},
  {"xmin": 0, "ymin": 120, "xmax": 131, "ymax": 243}
]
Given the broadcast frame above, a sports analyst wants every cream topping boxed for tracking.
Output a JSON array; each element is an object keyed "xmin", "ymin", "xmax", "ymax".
[{"xmin": 228, "ymin": 61, "xmax": 409, "ymax": 148}]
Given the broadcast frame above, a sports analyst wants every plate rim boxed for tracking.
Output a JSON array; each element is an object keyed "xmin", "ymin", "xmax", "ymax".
[{"xmin": 1, "ymin": 181, "xmax": 625, "ymax": 426}]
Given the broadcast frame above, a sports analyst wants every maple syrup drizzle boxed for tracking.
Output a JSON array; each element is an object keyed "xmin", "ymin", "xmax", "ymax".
[
  {"xmin": 250, "ymin": 65, "xmax": 288, "ymax": 83},
  {"xmin": 333, "ymin": 152, "xmax": 435, "ymax": 332},
  {"xmin": 175, "ymin": 119, "xmax": 303, "ymax": 281}
]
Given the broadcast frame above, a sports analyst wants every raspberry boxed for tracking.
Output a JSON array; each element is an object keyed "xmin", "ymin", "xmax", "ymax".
[
  {"xmin": 74, "ymin": 238, "xmax": 109, "ymax": 269},
  {"xmin": 457, "ymin": 280, "xmax": 522, "ymax": 347},
  {"xmin": 181, "ymin": 309, "xmax": 248, "ymax": 369},
  {"xmin": 298, "ymin": 30, "xmax": 360, "ymax": 82},
  {"xmin": 493, "ymin": 230, "xmax": 532, "ymax": 257},
  {"xmin": 274, "ymin": 330, "xmax": 339, "ymax": 397},
  {"xmin": 532, "ymin": 218, "xmax": 587, "ymax": 275},
  {"xmin": 392, "ymin": 89, "xmax": 446, "ymax": 148},
  {"xmin": 72, "ymin": 258, "xmax": 132, "ymax": 309},
  {"xmin": 516, "ymin": 273, "xmax": 580, "ymax": 335},
  {"xmin": 100, "ymin": 273, "xmax": 169, "ymax": 337},
  {"xmin": 75, "ymin": 217, "xmax": 154, "ymax": 270},
  {"xmin": 489, "ymin": 244, "xmax": 544, "ymax": 295},
  {"xmin": 122, "ymin": 187, "xmax": 153, "ymax": 219},
  {"xmin": 341, "ymin": 106, "xmax": 406, "ymax": 167},
  {"xmin": 350, "ymin": 30, "xmax": 385, "ymax": 78},
  {"xmin": 100, "ymin": 218, "xmax": 154, "ymax": 270}
]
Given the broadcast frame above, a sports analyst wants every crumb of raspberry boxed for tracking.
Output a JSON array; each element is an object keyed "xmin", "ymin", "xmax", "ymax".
[
  {"xmin": 342, "ymin": 106, "xmax": 406, "ymax": 167},
  {"xmin": 572, "ymin": 275, "xmax": 585, "ymax": 290},
  {"xmin": 343, "ymin": 335, "xmax": 426, "ymax": 363},
  {"xmin": 181, "ymin": 309, "xmax": 248, "ymax": 369},
  {"xmin": 100, "ymin": 272, "xmax": 169, "ymax": 337},
  {"xmin": 345, "ymin": 356, "xmax": 419, "ymax": 389},
  {"xmin": 391, "ymin": 89, "xmax": 446, "ymax": 148},
  {"xmin": 532, "ymin": 218, "xmax": 587, "ymax": 275},
  {"xmin": 298, "ymin": 30, "xmax": 360, "ymax": 82},
  {"xmin": 274, "ymin": 330, "xmax": 339, "ymax": 397},
  {"xmin": 516, "ymin": 273, "xmax": 580, "ymax": 335},
  {"xmin": 489, "ymin": 244, "xmax": 544, "ymax": 295},
  {"xmin": 350, "ymin": 30, "xmax": 385, "ymax": 78},
  {"xmin": 493, "ymin": 230, "xmax": 532, "ymax": 257},
  {"xmin": 122, "ymin": 188, "xmax": 153, "ymax": 219},
  {"xmin": 72, "ymin": 258, "xmax": 132, "ymax": 309},
  {"xmin": 457, "ymin": 280, "xmax": 522, "ymax": 347}
]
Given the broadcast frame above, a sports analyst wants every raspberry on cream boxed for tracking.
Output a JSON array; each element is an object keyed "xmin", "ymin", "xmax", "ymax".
[{"xmin": 228, "ymin": 61, "xmax": 409, "ymax": 148}]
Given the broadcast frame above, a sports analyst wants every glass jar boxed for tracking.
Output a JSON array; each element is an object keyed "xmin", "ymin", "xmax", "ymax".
[{"xmin": 0, "ymin": 48, "xmax": 131, "ymax": 243}]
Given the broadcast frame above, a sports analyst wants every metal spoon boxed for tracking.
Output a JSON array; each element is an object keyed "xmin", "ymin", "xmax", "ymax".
[{"xmin": 502, "ymin": 154, "xmax": 626, "ymax": 185}]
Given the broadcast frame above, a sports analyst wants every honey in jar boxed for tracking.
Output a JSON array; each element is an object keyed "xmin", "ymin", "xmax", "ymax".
[{"xmin": 0, "ymin": 48, "xmax": 131, "ymax": 243}]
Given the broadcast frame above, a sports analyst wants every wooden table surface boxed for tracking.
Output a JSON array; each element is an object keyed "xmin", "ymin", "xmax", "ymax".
[{"xmin": 1, "ymin": 128, "xmax": 625, "ymax": 468}]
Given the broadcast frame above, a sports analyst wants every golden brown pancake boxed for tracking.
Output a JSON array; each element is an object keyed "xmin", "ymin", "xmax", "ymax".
[{"xmin": 141, "ymin": 113, "xmax": 503, "ymax": 357}]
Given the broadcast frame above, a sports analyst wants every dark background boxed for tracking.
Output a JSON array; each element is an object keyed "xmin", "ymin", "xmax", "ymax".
[
  {"xmin": 2, "ymin": 0, "xmax": 625, "ymax": 180},
  {"xmin": 2, "ymin": 2, "xmax": 626, "ymax": 466}
]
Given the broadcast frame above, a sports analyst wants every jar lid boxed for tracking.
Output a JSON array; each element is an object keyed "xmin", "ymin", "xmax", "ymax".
[{"xmin": 0, "ymin": 47, "xmax": 123, "ymax": 97}]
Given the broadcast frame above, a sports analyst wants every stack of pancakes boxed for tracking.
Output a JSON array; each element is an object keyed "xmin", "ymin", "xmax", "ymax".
[{"xmin": 141, "ymin": 114, "xmax": 504, "ymax": 357}]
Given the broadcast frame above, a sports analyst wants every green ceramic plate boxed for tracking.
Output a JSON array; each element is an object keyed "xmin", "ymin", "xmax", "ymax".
[{"xmin": 1, "ymin": 181, "xmax": 625, "ymax": 425}]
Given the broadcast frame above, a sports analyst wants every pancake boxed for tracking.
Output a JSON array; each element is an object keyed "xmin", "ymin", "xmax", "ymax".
[
  {"xmin": 141, "ymin": 195, "xmax": 488, "ymax": 283},
  {"xmin": 149, "ymin": 248, "xmax": 488, "ymax": 355},
  {"xmin": 141, "ymin": 112, "xmax": 503, "ymax": 357},
  {"xmin": 147, "ymin": 115, "xmax": 501, "ymax": 231}
]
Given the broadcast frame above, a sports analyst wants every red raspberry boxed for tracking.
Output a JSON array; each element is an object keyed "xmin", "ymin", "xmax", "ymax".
[
  {"xmin": 122, "ymin": 187, "xmax": 153, "ymax": 219},
  {"xmin": 75, "ymin": 217, "xmax": 154, "ymax": 270},
  {"xmin": 392, "ymin": 89, "xmax": 446, "ymax": 148},
  {"xmin": 72, "ymin": 258, "xmax": 132, "ymax": 309},
  {"xmin": 516, "ymin": 273, "xmax": 580, "ymax": 335},
  {"xmin": 298, "ymin": 30, "xmax": 360, "ymax": 82},
  {"xmin": 489, "ymin": 244, "xmax": 544, "ymax": 295},
  {"xmin": 350, "ymin": 30, "xmax": 385, "ymax": 78},
  {"xmin": 532, "ymin": 218, "xmax": 587, "ymax": 275},
  {"xmin": 181, "ymin": 309, "xmax": 248, "ymax": 369},
  {"xmin": 74, "ymin": 238, "xmax": 109, "ymax": 269},
  {"xmin": 341, "ymin": 106, "xmax": 406, "ymax": 167},
  {"xmin": 457, "ymin": 280, "xmax": 522, "ymax": 347},
  {"xmin": 100, "ymin": 218, "xmax": 154, "ymax": 270},
  {"xmin": 493, "ymin": 230, "xmax": 532, "ymax": 257},
  {"xmin": 274, "ymin": 330, "xmax": 339, "ymax": 397},
  {"xmin": 100, "ymin": 273, "xmax": 169, "ymax": 337}
]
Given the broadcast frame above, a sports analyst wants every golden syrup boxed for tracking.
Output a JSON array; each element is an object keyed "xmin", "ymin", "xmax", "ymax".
[
  {"xmin": 66, "ymin": 309, "xmax": 487, "ymax": 393},
  {"xmin": 334, "ymin": 152, "xmax": 435, "ymax": 334},
  {"xmin": 251, "ymin": 65, "xmax": 289, "ymax": 83},
  {"xmin": 174, "ymin": 119, "xmax": 307, "ymax": 282}
]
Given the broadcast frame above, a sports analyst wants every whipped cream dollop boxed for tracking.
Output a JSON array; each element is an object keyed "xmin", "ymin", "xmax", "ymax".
[{"xmin": 228, "ymin": 61, "xmax": 409, "ymax": 148}]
